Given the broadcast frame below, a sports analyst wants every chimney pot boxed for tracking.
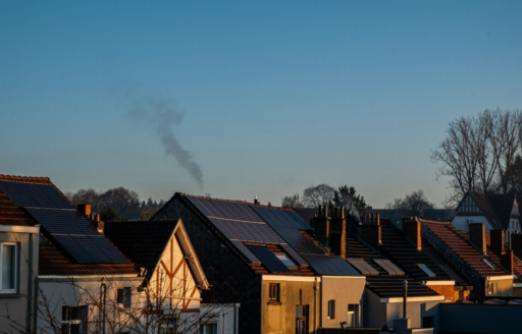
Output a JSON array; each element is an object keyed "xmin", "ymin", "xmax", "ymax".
[
  {"xmin": 77, "ymin": 203, "xmax": 92, "ymax": 219},
  {"xmin": 469, "ymin": 223, "xmax": 487, "ymax": 255}
]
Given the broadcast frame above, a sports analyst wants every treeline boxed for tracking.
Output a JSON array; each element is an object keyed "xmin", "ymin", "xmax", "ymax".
[
  {"xmin": 282, "ymin": 184, "xmax": 368, "ymax": 217},
  {"xmin": 67, "ymin": 187, "xmax": 165, "ymax": 221},
  {"xmin": 433, "ymin": 109, "xmax": 522, "ymax": 200}
]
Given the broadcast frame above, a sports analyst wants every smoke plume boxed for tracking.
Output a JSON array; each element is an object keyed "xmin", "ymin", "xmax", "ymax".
[{"xmin": 129, "ymin": 98, "xmax": 204, "ymax": 190}]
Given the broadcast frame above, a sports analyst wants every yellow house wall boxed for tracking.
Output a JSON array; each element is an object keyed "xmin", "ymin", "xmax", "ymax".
[
  {"xmin": 320, "ymin": 276, "xmax": 365, "ymax": 328},
  {"xmin": 261, "ymin": 277, "xmax": 319, "ymax": 334}
]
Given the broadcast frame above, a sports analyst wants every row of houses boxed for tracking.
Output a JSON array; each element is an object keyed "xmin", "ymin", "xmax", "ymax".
[{"xmin": 0, "ymin": 174, "xmax": 521, "ymax": 333}]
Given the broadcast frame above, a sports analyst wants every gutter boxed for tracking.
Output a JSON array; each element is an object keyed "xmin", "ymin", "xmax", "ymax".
[{"xmin": 380, "ymin": 295, "xmax": 445, "ymax": 303}]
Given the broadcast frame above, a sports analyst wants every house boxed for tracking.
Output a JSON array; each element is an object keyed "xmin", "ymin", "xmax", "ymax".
[
  {"xmin": 104, "ymin": 220, "xmax": 239, "ymax": 334},
  {"xmin": 418, "ymin": 218, "xmax": 515, "ymax": 299},
  {"xmin": 0, "ymin": 192, "xmax": 40, "ymax": 333},
  {"xmin": 152, "ymin": 194, "xmax": 366, "ymax": 334},
  {"xmin": 305, "ymin": 207, "xmax": 455, "ymax": 330},
  {"xmin": 452, "ymin": 191, "xmax": 521, "ymax": 234},
  {"xmin": 0, "ymin": 174, "xmax": 141, "ymax": 334}
]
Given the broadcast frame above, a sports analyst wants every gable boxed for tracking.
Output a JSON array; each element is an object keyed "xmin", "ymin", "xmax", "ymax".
[{"xmin": 457, "ymin": 193, "xmax": 482, "ymax": 215}]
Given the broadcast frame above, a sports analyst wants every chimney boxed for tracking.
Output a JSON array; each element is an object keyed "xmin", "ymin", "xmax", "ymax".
[
  {"xmin": 511, "ymin": 234, "xmax": 522, "ymax": 257},
  {"xmin": 360, "ymin": 212, "xmax": 382, "ymax": 248},
  {"xmin": 469, "ymin": 223, "xmax": 487, "ymax": 255},
  {"xmin": 94, "ymin": 213, "xmax": 104, "ymax": 233},
  {"xmin": 77, "ymin": 203, "xmax": 92, "ymax": 219},
  {"xmin": 324, "ymin": 205, "xmax": 332, "ymax": 250},
  {"xmin": 501, "ymin": 249, "xmax": 514, "ymax": 274},
  {"xmin": 490, "ymin": 229, "xmax": 505, "ymax": 255},
  {"xmin": 339, "ymin": 207, "xmax": 347, "ymax": 258},
  {"xmin": 402, "ymin": 217, "xmax": 422, "ymax": 251}
]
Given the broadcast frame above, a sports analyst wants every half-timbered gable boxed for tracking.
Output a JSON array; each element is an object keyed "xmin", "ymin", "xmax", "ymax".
[{"xmin": 105, "ymin": 220, "xmax": 209, "ymax": 311}]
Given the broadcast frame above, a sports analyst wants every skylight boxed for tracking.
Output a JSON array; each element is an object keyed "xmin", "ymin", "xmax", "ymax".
[
  {"xmin": 417, "ymin": 263, "xmax": 436, "ymax": 278},
  {"xmin": 275, "ymin": 252, "xmax": 297, "ymax": 269},
  {"xmin": 373, "ymin": 259, "xmax": 405, "ymax": 276}
]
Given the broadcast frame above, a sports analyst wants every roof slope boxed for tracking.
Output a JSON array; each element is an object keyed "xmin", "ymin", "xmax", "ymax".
[
  {"xmin": 0, "ymin": 192, "xmax": 36, "ymax": 226},
  {"xmin": 0, "ymin": 174, "xmax": 134, "ymax": 275},
  {"xmin": 176, "ymin": 194, "xmax": 359, "ymax": 277},
  {"xmin": 105, "ymin": 221, "xmax": 177, "ymax": 277},
  {"xmin": 421, "ymin": 219, "xmax": 506, "ymax": 280},
  {"xmin": 465, "ymin": 192, "xmax": 516, "ymax": 229}
]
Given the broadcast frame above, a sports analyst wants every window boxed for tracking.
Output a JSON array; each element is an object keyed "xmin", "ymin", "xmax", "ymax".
[
  {"xmin": 61, "ymin": 305, "xmax": 88, "ymax": 334},
  {"xmin": 0, "ymin": 243, "xmax": 18, "ymax": 293},
  {"xmin": 200, "ymin": 323, "xmax": 217, "ymax": 334},
  {"xmin": 327, "ymin": 300, "xmax": 335, "ymax": 319},
  {"xmin": 417, "ymin": 263, "xmax": 436, "ymax": 278},
  {"xmin": 295, "ymin": 305, "xmax": 309, "ymax": 334},
  {"xmin": 268, "ymin": 283, "xmax": 280, "ymax": 303},
  {"xmin": 347, "ymin": 304, "xmax": 359, "ymax": 328},
  {"xmin": 274, "ymin": 252, "xmax": 297, "ymax": 269},
  {"xmin": 117, "ymin": 287, "xmax": 132, "ymax": 309},
  {"xmin": 159, "ymin": 314, "xmax": 177, "ymax": 334}
]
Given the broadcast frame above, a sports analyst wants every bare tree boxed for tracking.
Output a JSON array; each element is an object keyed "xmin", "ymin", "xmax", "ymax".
[
  {"xmin": 386, "ymin": 190, "xmax": 434, "ymax": 216},
  {"xmin": 489, "ymin": 109, "xmax": 520, "ymax": 193},
  {"xmin": 281, "ymin": 194, "xmax": 303, "ymax": 208},
  {"xmin": 432, "ymin": 117, "xmax": 482, "ymax": 197},
  {"xmin": 301, "ymin": 184, "xmax": 337, "ymax": 208}
]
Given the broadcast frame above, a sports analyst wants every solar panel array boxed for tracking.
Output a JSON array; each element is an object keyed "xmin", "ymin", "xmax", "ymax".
[
  {"xmin": 0, "ymin": 181, "xmax": 71, "ymax": 209},
  {"xmin": 186, "ymin": 196, "xmax": 362, "ymax": 276},
  {"xmin": 0, "ymin": 181, "xmax": 129, "ymax": 265},
  {"xmin": 187, "ymin": 196, "xmax": 284, "ymax": 243}
]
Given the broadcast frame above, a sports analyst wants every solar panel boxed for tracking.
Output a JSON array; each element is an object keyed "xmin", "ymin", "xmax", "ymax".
[
  {"xmin": 246, "ymin": 245, "xmax": 288, "ymax": 273},
  {"xmin": 230, "ymin": 240, "xmax": 261, "ymax": 264},
  {"xmin": 347, "ymin": 257, "xmax": 380, "ymax": 276},
  {"xmin": 188, "ymin": 196, "xmax": 262, "ymax": 222},
  {"xmin": 25, "ymin": 208, "xmax": 99, "ymax": 235},
  {"xmin": 304, "ymin": 254, "xmax": 360, "ymax": 276},
  {"xmin": 253, "ymin": 207, "xmax": 312, "ymax": 231},
  {"xmin": 210, "ymin": 218, "xmax": 284, "ymax": 243},
  {"xmin": 54, "ymin": 235, "xmax": 128, "ymax": 264},
  {"xmin": 373, "ymin": 259, "xmax": 405, "ymax": 276},
  {"xmin": 0, "ymin": 181, "xmax": 71, "ymax": 209}
]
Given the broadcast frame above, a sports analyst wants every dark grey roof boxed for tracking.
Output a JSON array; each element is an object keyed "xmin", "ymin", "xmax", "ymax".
[
  {"xmin": 183, "ymin": 195, "xmax": 361, "ymax": 276},
  {"xmin": 0, "ymin": 180, "xmax": 70, "ymax": 209},
  {"xmin": 0, "ymin": 177, "xmax": 129, "ymax": 265},
  {"xmin": 251, "ymin": 205, "xmax": 361, "ymax": 276}
]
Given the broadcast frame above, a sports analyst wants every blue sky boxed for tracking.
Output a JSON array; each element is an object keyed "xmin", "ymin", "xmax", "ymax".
[{"xmin": 1, "ymin": 1, "xmax": 521, "ymax": 207}]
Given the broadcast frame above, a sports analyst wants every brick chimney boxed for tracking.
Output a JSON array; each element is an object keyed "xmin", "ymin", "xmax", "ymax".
[
  {"xmin": 360, "ymin": 212, "xmax": 382, "ymax": 248},
  {"xmin": 511, "ymin": 234, "xmax": 522, "ymax": 257},
  {"xmin": 339, "ymin": 207, "xmax": 347, "ymax": 258},
  {"xmin": 490, "ymin": 229, "xmax": 505, "ymax": 255},
  {"xmin": 501, "ymin": 249, "xmax": 514, "ymax": 274},
  {"xmin": 77, "ymin": 203, "xmax": 92, "ymax": 219},
  {"xmin": 469, "ymin": 223, "xmax": 487, "ymax": 255},
  {"xmin": 314, "ymin": 205, "xmax": 332, "ymax": 250},
  {"xmin": 402, "ymin": 217, "xmax": 422, "ymax": 251}
]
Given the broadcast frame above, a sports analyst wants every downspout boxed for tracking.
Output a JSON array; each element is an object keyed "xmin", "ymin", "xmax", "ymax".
[
  {"xmin": 100, "ymin": 283, "xmax": 107, "ymax": 334},
  {"xmin": 313, "ymin": 276, "xmax": 318, "ymax": 334},
  {"xmin": 26, "ymin": 233, "xmax": 34, "ymax": 333}
]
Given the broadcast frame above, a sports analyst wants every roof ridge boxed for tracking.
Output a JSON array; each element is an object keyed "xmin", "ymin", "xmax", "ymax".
[
  {"xmin": 0, "ymin": 174, "xmax": 52, "ymax": 185},
  {"xmin": 183, "ymin": 192, "xmax": 293, "ymax": 211}
]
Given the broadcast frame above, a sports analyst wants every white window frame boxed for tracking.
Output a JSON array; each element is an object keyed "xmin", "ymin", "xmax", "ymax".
[{"xmin": 0, "ymin": 242, "xmax": 19, "ymax": 294}]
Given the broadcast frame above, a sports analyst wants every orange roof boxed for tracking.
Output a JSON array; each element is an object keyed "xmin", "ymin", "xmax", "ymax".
[{"xmin": 0, "ymin": 174, "xmax": 52, "ymax": 185}]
